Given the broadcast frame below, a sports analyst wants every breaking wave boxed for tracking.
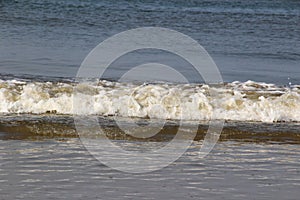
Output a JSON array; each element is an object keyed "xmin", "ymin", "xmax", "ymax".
[{"xmin": 1, "ymin": 79, "xmax": 300, "ymax": 123}]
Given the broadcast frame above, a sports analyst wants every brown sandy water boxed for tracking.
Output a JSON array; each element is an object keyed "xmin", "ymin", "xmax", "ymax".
[{"xmin": 0, "ymin": 115, "xmax": 300, "ymax": 199}]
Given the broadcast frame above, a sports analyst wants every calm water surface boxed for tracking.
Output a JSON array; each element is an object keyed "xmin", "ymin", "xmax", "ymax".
[
  {"xmin": 0, "ymin": 139, "xmax": 300, "ymax": 200},
  {"xmin": 0, "ymin": 0, "xmax": 299, "ymax": 84}
]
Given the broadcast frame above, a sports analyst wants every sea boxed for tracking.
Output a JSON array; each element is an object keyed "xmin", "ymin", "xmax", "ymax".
[{"xmin": 0, "ymin": 0, "xmax": 300, "ymax": 199}]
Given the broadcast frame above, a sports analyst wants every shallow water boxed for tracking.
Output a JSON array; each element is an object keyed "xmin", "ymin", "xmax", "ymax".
[
  {"xmin": 0, "ymin": 113, "xmax": 299, "ymax": 199},
  {"xmin": 0, "ymin": 138, "xmax": 299, "ymax": 200}
]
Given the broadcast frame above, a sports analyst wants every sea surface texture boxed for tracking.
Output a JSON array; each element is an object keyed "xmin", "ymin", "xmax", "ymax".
[{"xmin": 0, "ymin": 0, "xmax": 300, "ymax": 199}]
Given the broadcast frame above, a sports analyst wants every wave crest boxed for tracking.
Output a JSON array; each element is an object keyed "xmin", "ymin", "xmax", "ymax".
[{"xmin": 1, "ymin": 79, "xmax": 299, "ymax": 123}]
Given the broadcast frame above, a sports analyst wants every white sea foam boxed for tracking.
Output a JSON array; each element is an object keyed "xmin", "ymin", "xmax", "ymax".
[{"xmin": 0, "ymin": 79, "xmax": 299, "ymax": 123}]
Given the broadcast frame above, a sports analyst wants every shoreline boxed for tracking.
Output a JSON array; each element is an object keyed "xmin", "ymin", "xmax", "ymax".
[{"xmin": 1, "ymin": 114, "xmax": 299, "ymax": 143}]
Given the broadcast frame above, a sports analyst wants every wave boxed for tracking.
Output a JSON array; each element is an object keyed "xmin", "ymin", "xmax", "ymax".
[
  {"xmin": 0, "ymin": 79, "xmax": 300, "ymax": 123},
  {"xmin": 1, "ymin": 115, "xmax": 300, "ymax": 142}
]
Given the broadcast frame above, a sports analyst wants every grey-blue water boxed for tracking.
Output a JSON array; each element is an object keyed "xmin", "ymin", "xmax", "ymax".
[
  {"xmin": 0, "ymin": 0, "xmax": 299, "ymax": 84},
  {"xmin": 1, "ymin": 0, "xmax": 300, "ymax": 199},
  {"xmin": 1, "ymin": 139, "xmax": 300, "ymax": 200}
]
